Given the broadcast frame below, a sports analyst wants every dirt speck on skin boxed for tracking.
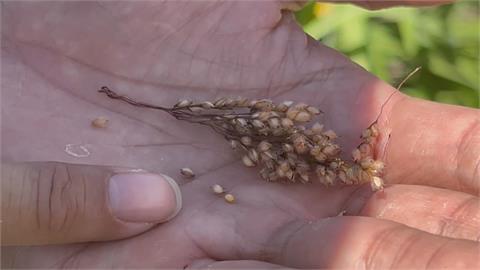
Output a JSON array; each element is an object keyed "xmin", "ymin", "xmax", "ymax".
[{"xmin": 65, "ymin": 143, "xmax": 90, "ymax": 158}]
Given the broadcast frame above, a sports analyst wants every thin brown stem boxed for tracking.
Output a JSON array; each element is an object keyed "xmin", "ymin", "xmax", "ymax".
[{"xmin": 99, "ymin": 86, "xmax": 171, "ymax": 112}]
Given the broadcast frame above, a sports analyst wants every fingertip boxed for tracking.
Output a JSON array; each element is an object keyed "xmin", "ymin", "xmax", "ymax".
[
  {"xmin": 160, "ymin": 174, "xmax": 183, "ymax": 222},
  {"xmin": 109, "ymin": 172, "xmax": 182, "ymax": 223}
]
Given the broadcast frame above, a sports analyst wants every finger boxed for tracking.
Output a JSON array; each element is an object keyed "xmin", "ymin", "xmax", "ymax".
[
  {"xmin": 268, "ymin": 216, "xmax": 479, "ymax": 269},
  {"xmin": 188, "ymin": 259, "xmax": 293, "ymax": 269},
  {"xmin": 344, "ymin": 184, "xmax": 480, "ymax": 241},
  {"xmin": 1, "ymin": 162, "xmax": 182, "ymax": 245},
  {"xmin": 279, "ymin": 1, "xmax": 477, "ymax": 193},
  {"xmin": 324, "ymin": 0, "xmax": 454, "ymax": 9},
  {"xmin": 374, "ymin": 94, "xmax": 480, "ymax": 194}
]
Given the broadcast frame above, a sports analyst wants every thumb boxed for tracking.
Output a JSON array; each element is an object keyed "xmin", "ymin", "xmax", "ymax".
[{"xmin": 1, "ymin": 162, "xmax": 182, "ymax": 245}]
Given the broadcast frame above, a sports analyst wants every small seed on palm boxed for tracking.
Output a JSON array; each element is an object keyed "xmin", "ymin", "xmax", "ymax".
[
  {"xmin": 180, "ymin": 168, "xmax": 195, "ymax": 179},
  {"xmin": 224, "ymin": 193, "xmax": 236, "ymax": 203},
  {"xmin": 212, "ymin": 184, "xmax": 224, "ymax": 194},
  {"xmin": 91, "ymin": 116, "xmax": 109, "ymax": 128}
]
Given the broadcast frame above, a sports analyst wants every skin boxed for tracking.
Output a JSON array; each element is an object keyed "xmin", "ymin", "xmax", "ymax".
[{"xmin": 1, "ymin": 1, "xmax": 479, "ymax": 269}]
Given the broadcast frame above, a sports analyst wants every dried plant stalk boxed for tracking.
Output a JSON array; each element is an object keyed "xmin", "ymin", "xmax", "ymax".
[{"xmin": 99, "ymin": 86, "xmax": 384, "ymax": 190}]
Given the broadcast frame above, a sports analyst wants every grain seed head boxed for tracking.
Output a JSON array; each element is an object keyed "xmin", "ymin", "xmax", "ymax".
[{"xmin": 99, "ymin": 86, "xmax": 385, "ymax": 191}]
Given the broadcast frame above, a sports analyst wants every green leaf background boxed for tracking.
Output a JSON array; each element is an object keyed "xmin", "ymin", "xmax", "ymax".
[{"xmin": 296, "ymin": 1, "xmax": 479, "ymax": 108}]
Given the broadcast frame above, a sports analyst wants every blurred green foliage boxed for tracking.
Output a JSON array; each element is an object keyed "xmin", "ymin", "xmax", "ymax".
[{"xmin": 296, "ymin": 1, "xmax": 479, "ymax": 108}]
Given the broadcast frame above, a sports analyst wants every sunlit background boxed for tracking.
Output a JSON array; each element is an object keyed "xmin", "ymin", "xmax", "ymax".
[{"xmin": 296, "ymin": 1, "xmax": 479, "ymax": 108}]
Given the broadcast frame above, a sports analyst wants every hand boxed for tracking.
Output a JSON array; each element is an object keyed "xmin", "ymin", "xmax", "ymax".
[
  {"xmin": 1, "ymin": 162, "xmax": 181, "ymax": 245},
  {"xmin": 2, "ymin": 1, "xmax": 478, "ymax": 269}
]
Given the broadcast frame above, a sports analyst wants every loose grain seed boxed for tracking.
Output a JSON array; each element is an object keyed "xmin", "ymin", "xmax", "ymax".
[
  {"xmin": 91, "ymin": 116, "xmax": 109, "ymax": 128},
  {"xmin": 224, "ymin": 193, "xmax": 235, "ymax": 203},
  {"xmin": 180, "ymin": 168, "xmax": 195, "ymax": 178},
  {"xmin": 212, "ymin": 184, "xmax": 224, "ymax": 194}
]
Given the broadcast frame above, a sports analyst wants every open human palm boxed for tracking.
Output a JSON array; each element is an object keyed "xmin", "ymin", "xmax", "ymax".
[{"xmin": 2, "ymin": 1, "xmax": 479, "ymax": 269}]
